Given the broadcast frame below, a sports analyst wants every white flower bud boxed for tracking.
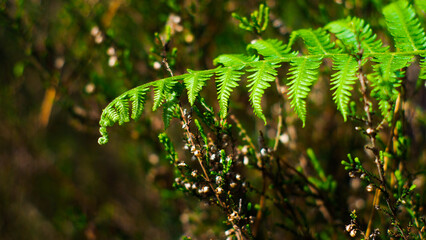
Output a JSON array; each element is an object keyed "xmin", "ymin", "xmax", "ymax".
[
  {"xmin": 216, "ymin": 176, "xmax": 222, "ymax": 184},
  {"xmin": 243, "ymin": 156, "xmax": 249, "ymax": 165},
  {"xmin": 350, "ymin": 229, "xmax": 357, "ymax": 237},
  {"xmin": 153, "ymin": 61, "xmax": 162, "ymax": 70}
]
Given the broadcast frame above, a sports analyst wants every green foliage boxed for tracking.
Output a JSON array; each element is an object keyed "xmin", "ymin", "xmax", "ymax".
[
  {"xmin": 291, "ymin": 28, "xmax": 337, "ymax": 55},
  {"xmin": 215, "ymin": 68, "xmax": 244, "ymax": 119},
  {"xmin": 287, "ymin": 56, "xmax": 322, "ymax": 126},
  {"xmin": 98, "ymin": 0, "xmax": 426, "ymax": 144},
  {"xmin": 184, "ymin": 69, "xmax": 214, "ymax": 105},
  {"xmin": 330, "ymin": 55, "xmax": 358, "ymax": 121},
  {"xmin": 232, "ymin": 3, "xmax": 269, "ymax": 34},
  {"xmin": 383, "ymin": 0, "xmax": 426, "ymax": 52},
  {"xmin": 246, "ymin": 61, "xmax": 279, "ymax": 123}
]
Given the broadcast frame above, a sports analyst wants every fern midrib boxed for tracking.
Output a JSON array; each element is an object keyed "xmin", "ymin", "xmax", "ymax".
[
  {"xmin": 289, "ymin": 57, "xmax": 308, "ymax": 113},
  {"xmin": 106, "ymin": 48, "xmax": 426, "ymax": 109},
  {"xmin": 335, "ymin": 57, "xmax": 353, "ymax": 112},
  {"xmin": 393, "ymin": 3, "xmax": 419, "ymax": 51},
  {"xmin": 309, "ymin": 30, "xmax": 330, "ymax": 54}
]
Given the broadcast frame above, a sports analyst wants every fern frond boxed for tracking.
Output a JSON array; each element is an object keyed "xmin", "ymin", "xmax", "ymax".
[
  {"xmin": 184, "ymin": 69, "xmax": 214, "ymax": 105},
  {"xmin": 371, "ymin": 54, "xmax": 412, "ymax": 120},
  {"xmin": 213, "ymin": 54, "xmax": 259, "ymax": 68},
  {"xmin": 115, "ymin": 96, "xmax": 131, "ymax": 125},
  {"xmin": 330, "ymin": 55, "xmax": 358, "ymax": 121},
  {"xmin": 326, "ymin": 18, "xmax": 359, "ymax": 51},
  {"xmin": 292, "ymin": 28, "xmax": 338, "ymax": 55},
  {"xmin": 287, "ymin": 56, "xmax": 322, "ymax": 126},
  {"xmin": 130, "ymin": 86, "xmax": 150, "ymax": 120},
  {"xmin": 326, "ymin": 17, "xmax": 388, "ymax": 55},
  {"xmin": 383, "ymin": 0, "xmax": 426, "ymax": 52},
  {"xmin": 98, "ymin": 86, "xmax": 150, "ymax": 144},
  {"xmin": 216, "ymin": 67, "xmax": 244, "ymax": 119},
  {"xmin": 153, "ymin": 78, "xmax": 178, "ymax": 111},
  {"xmin": 162, "ymin": 83, "xmax": 184, "ymax": 128},
  {"xmin": 248, "ymin": 39, "xmax": 296, "ymax": 59},
  {"xmin": 246, "ymin": 61, "xmax": 279, "ymax": 123}
]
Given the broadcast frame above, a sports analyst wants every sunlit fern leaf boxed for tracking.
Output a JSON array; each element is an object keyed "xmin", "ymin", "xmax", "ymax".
[
  {"xmin": 129, "ymin": 86, "xmax": 149, "ymax": 120},
  {"xmin": 326, "ymin": 18, "xmax": 359, "ymax": 52},
  {"xmin": 184, "ymin": 69, "xmax": 214, "ymax": 105},
  {"xmin": 371, "ymin": 54, "xmax": 412, "ymax": 121},
  {"xmin": 355, "ymin": 18, "xmax": 388, "ymax": 55},
  {"xmin": 162, "ymin": 83, "xmax": 184, "ymax": 128},
  {"xmin": 247, "ymin": 39, "xmax": 296, "ymax": 60},
  {"xmin": 153, "ymin": 78, "xmax": 178, "ymax": 111},
  {"xmin": 213, "ymin": 54, "xmax": 259, "ymax": 68},
  {"xmin": 216, "ymin": 67, "xmax": 244, "ymax": 119},
  {"xmin": 100, "ymin": 105, "xmax": 119, "ymax": 127},
  {"xmin": 326, "ymin": 17, "xmax": 388, "ymax": 55},
  {"xmin": 383, "ymin": 0, "xmax": 426, "ymax": 52},
  {"xmin": 330, "ymin": 55, "xmax": 358, "ymax": 121},
  {"xmin": 98, "ymin": 127, "xmax": 109, "ymax": 145},
  {"xmin": 246, "ymin": 61, "xmax": 279, "ymax": 123},
  {"xmin": 292, "ymin": 28, "xmax": 338, "ymax": 55},
  {"xmin": 287, "ymin": 56, "xmax": 322, "ymax": 127},
  {"xmin": 115, "ymin": 96, "xmax": 130, "ymax": 125}
]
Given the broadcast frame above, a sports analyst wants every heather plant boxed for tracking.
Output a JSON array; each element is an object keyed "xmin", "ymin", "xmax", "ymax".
[{"xmin": 97, "ymin": 1, "xmax": 426, "ymax": 239}]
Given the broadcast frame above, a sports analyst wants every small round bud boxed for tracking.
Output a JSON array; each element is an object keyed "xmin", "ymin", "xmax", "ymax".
[
  {"xmin": 153, "ymin": 61, "xmax": 162, "ymax": 70},
  {"xmin": 194, "ymin": 150, "xmax": 201, "ymax": 157},
  {"xmin": 107, "ymin": 47, "xmax": 115, "ymax": 56},
  {"xmin": 243, "ymin": 156, "xmax": 249, "ymax": 165},
  {"xmin": 108, "ymin": 56, "xmax": 117, "ymax": 67},
  {"xmin": 366, "ymin": 184, "xmax": 374, "ymax": 192},
  {"xmin": 91, "ymin": 26, "xmax": 100, "ymax": 36},
  {"xmin": 260, "ymin": 148, "xmax": 268, "ymax": 156},
  {"xmin": 241, "ymin": 146, "xmax": 248, "ymax": 155},
  {"xmin": 216, "ymin": 176, "xmax": 222, "ymax": 184}
]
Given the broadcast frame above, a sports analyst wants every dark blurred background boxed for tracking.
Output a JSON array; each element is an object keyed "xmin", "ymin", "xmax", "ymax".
[{"xmin": 0, "ymin": 0, "xmax": 425, "ymax": 239}]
